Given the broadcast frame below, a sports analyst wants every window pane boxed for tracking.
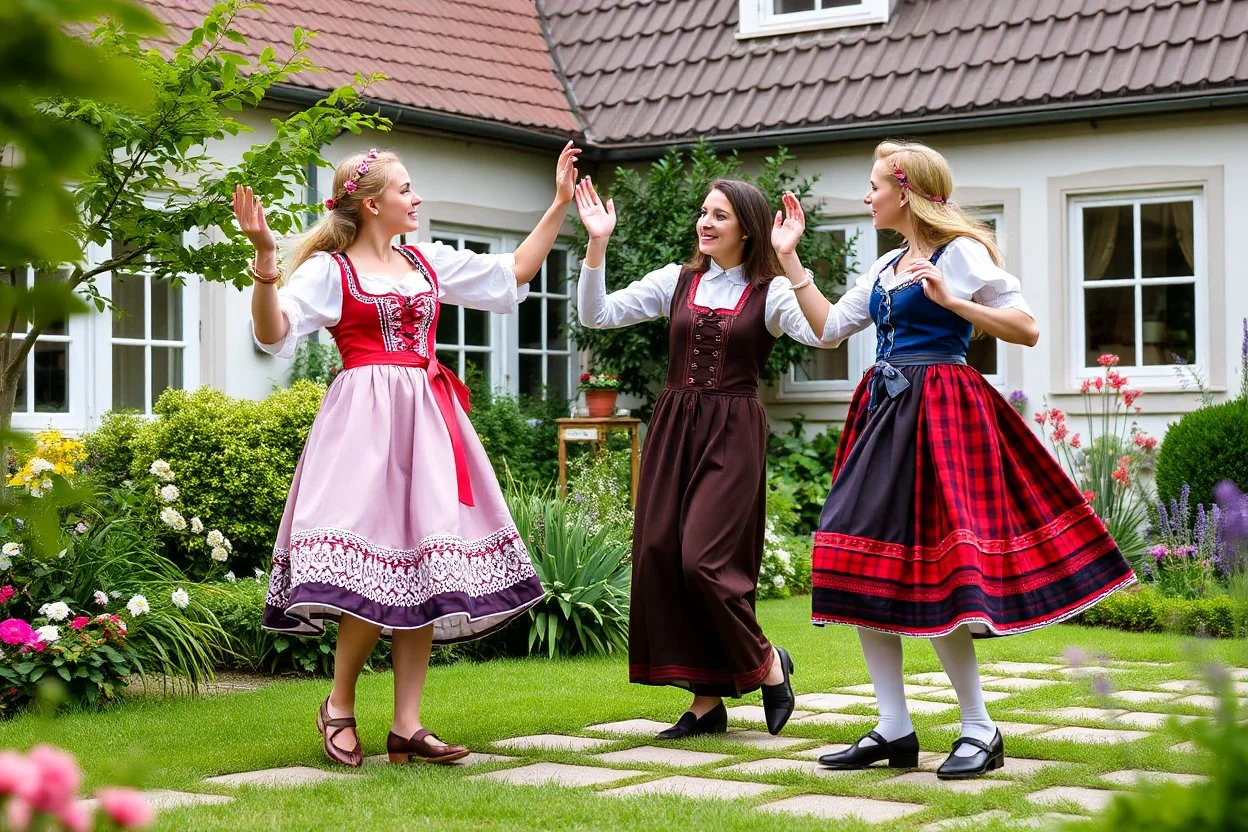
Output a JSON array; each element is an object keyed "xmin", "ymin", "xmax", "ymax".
[
  {"xmin": 775, "ymin": 0, "xmax": 816, "ymax": 12},
  {"xmin": 518, "ymin": 298, "xmax": 542, "ymax": 349},
  {"xmin": 151, "ymin": 279, "xmax": 183, "ymax": 341},
  {"xmin": 518, "ymin": 353, "xmax": 543, "ymax": 399},
  {"xmin": 32, "ymin": 341, "xmax": 69, "ymax": 413},
  {"xmin": 432, "ymin": 236, "xmax": 457, "ymax": 248},
  {"xmin": 465, "ymin": 240, "xmax": 492, "ymax": 255},
  {"xmin": 1141, "ymin": 202, "xmax": 1195, "ymax": 278},
  {"xmin": 464, "ymin": 309, "xmax": 489, "ymax": 346},
  {"xmin": 546, "ymin": 298, "xmax": 568, "ymax": 349},
  {"xmin": 464, "ymin": 351, "xmax": 490, "ymax": 386},
  {"xmin": 151, "ymin": 345, "xmax": 184, "ymax": 404},
  {"xmin": 437, "ymin": 305, "xmax": 460, "ymax": 344},
  {"xmin": 34, "ymin": 269, "xmax": 69, "ymax": 335},
  {"xmin": 1084, "ymin": 286, "xmax": 1136, "ymax": 366},
  {"xmin": 794, "ymin": 345, "xmax": 849, "ymax": 382},
  {"xmin": 1142, "ymin": 283, "xmax": 1196, "ymax": 365},
  {"xmin": 546, "ymin": 250, "xmax": 568, "ymax": 296},
  {"xmin": 810, "ymin": 229, "xmax": 849, "ymax": 295},
  {"xmin": 112, "ymin": 344, "xmax": 145, "ymax": 410},
  {"xmin": 112, "ymin": 274, "xmax": 146, "ymax": 339},
  {"xmin": 547, "ymin": 354, "xmax": 570, "ymax": 403},
  {"xmin": 436, "ymin": 350, "xmax": 460, "ymax": 375},
  {"xmin": 968, "ymin": 336, "xmax": 998, "ymax": 376},
  {"xmin": 1082, "ymin": 205, "xmax": 1134, "ymax": 281}
]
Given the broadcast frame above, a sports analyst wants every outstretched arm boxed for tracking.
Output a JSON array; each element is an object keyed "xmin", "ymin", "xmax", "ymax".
[
  {"xmin": 511, "ymin": 141, "xmax": 581, "ymax": 285},
  {"xmin": 233, "ymin": 185, "xmax": 287, "ymax": 345}
]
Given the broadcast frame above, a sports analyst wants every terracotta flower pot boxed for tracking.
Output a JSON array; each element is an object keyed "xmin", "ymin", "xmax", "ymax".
[{"xmin": 584, "ymin": 389, "xmax": 618, "ymax": 418}]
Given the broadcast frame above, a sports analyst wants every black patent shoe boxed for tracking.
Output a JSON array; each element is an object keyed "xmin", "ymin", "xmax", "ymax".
[
  {"xmin": 936, "ymin": 730, "xmax": 1004, "ymax": 780},
  {"xmin": 760, "ymin": 646, "xmax": 796, "ymax": 735},
  {"xmin": 818, "ymin": 730, "xmax": 919, "ymax": 769},
  {"xmin": 656, "ymin": 703, "xmax": 728, "ymax": 740}
]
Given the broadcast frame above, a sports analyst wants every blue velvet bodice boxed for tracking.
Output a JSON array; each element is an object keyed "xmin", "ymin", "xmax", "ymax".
[{"xmin": 869, "ymin": 246, "xmax": 972, "ymax": 361}]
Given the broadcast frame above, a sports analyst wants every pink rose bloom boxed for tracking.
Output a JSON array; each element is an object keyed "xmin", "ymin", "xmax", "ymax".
[
  {"xmin": 26, "ymin": 745, "xmax": 82, "ymax": 814},
  {"xmin": 0, "ymin": 751, "xmax": 37, "ymax": 801},
  {"xmin": 70, "ymin": 616, "xmax": 90, "ymax": 631},
  {"xmin": 56, "ymin": 799, "xmax": 91, "ymax": 832},
  {"xmin": 343, "ymin": 180, "xmax": 358, "ymax": 193},
  {"xmin": 4, "ymin": 797, "xmax": 31, "ymax": 831},
  {"xmin": 0, "ymin": 585, "xmax": 14, "ymax": 604},
  {"xmin": 97, "ymin": 787, "xmax": 154, "ymax": 829},
  {"xmin": 0, "ymin": 618, "xmax": 34, "ymax": 646}
]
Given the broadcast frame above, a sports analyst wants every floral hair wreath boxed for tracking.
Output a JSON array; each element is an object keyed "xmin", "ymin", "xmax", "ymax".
[
  {"xmin": 891, "ymin": 160, "xmax": 949, "ymax": 206},
  {"xmin": 324, "ymin": 149, "xmax": 379, "ymax": 211}
]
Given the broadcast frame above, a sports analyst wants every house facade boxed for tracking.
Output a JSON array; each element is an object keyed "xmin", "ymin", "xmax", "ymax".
[{"xmin": 18, "ymin": 0, "xmax": 1248, "ymax": 439}]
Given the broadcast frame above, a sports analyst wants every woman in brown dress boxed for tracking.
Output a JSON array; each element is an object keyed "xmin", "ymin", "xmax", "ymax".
[{"xmin": 574, "ymin": 176, "xmax": 840, "ymax": 738}]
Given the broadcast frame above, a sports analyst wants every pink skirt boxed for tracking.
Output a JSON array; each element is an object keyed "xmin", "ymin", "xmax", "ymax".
[{"xmin": 262, "ymin": 364, "xmax": 544, "ymax": 643}]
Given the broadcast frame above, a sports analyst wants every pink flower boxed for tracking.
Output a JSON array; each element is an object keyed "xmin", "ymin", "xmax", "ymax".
[
  {"xmin": 366, "ymin": 148, "xmax": 378, "ymax": 159},
  {"xmin": 1080, "ymin": 379, "xmax": 1092, "ymax": 394},
  {"xmin": 96, "ymin": 787, "xmax": 154, "ymax": 829},
  {"xmin": 1122, "ymin": 388, "xmax": 1143, "ymax": 408},
  {"xmin": 0, "ymin": 751, "xmax": 37, "ymax": 801},
  {"xmin": 56, "ymin": 800, "xmax": 91, "ymax": 832},
  {"xmin": 343, "ymin": 180, "xmax": 358, "ymax": 193},
  {"xmin": 1111, "ymin": 455, "xmax": 1131, "ymax": 487},
  {"xmin": 70, "ymin": 616, "xmax": 90, "ymax": 631},
  {"xmin": 1133, "ymin": 433, "xmax": 1159, "ymax": 451},
  {"xmin": 0, "ymin": 618, "xmax": 34, "ymax": 646},
  {"xmin": 1107, "ymin": 370, "xmax": 1127, "ymax": 390},
  {"xmin": 1068, "ymin": 433, "xmax": 1082, "ymax": 449},
  {"xmin": 26, "ymin": 745, "xmax": 82, "ymax": 814},
  {"xmin": 0, "ymin": 585, "xmax": 13, "ymax": 604},
  {"xmin": 1033, "ymin": 411, "xmax": 1048, "ymax": 426},
  {"xmin": 1049, "ymin": 407, "xmax": 1066, "ymax": 423},
  {"xmin": 1082, "ymin": 490, "xmax": 1097, "ymax": 503},
  {"xmin": 1097, "ymin": 353, "xmax": 1121, "ymax": 367},
  {"xmin": 355, "ymin": 161, "xmax": 369, "ymax": 175},
  {"xmin": 1052, "ymin": 424, "xmax": 1068, "ymax": 443},
  {"xmin": 1094, "ymin": 377, "xmax": 1104, "ymax": 391},
  {"xmin": 4, "ymin": 797, "xmax": 31, "ymax": 831}
]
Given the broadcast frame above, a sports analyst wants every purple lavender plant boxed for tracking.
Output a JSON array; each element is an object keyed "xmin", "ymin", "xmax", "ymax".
[{"xmin": 1007, "ymin": 389, "xmax": 1028, "ymax": 416}]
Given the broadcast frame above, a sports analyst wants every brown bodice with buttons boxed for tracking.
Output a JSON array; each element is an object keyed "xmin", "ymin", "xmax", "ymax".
[{"xmin": 663, "ymin": 267, "xmax": 778, "ymax": 396}]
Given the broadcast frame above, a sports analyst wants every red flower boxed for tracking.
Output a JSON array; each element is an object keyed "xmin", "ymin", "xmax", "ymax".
[
  {"xmin": 1094, "ymin": 377, "xmax": 1104, "ymax": 391},
  {"xmin": 1052, "ymin": 424, "xmax": 1068, "ymax": 443},
  {"xmin": 579, "ymin": 373, "xmax": 591, "ymax": 383},
  {"xmin": 1080, "ymin": 379, "xmax": 1091, "ymax": 394},
  {"xmin": 1082, "ymin": 490, "xmax": 1097, "ymax": 502},
  {"xmin": 1033, "ymin": 411, "xmax": 1048, "ymax": 426},
  {"xmin": 1069, "ymin": 433, "xmax": 1082, "ymax": 449},
  {"xmin": 1133, "ymin": 433, "xmax": 1159, "ymax": 451},
  {"xmin": 0, "ymin": 586, "xmax": 13, "ymax": 604},
  {"xmin": 1049, "ymin": 408, "xmax": 1066, "ymax": 423},
  {"xmin": 1106, "ymin": 370, "xmax": 1127, "ymax": 390},
  {"xmin": 1111, "ymin": 455, "xmax": 1131, "ymax": 487},
  {"xmin": 70, "ymin": 617, "xmax": 89, "ymax": 631},
  {"xmin": 1097, "ymin": 354, "xmax": 1121, "ymax": 367},
  {"xmin": 1122, "ymin": 388, "xmax": 1143, "ymax": 408}
]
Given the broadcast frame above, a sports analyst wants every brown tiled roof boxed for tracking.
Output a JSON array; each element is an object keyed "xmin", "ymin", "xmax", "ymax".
[
  {"xmin": 147, "ymin": 0, "xmax": 582, "ymax": 136},
  {"xmin": 541, "ymin": 0, "xmax": 1248, "ymax": 148}
]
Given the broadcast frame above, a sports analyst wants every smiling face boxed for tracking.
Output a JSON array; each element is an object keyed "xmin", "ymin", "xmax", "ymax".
[
  {"xmin": 362, "ymin": 162, "xmax": 422, "ymax": 236},
  {"xmin": 695, "ymin": 188, "xmax": 747, "ymax": 267},
  {"xmin": 864, "ymin": 158, "xmax": 907, "ymax": 233}
]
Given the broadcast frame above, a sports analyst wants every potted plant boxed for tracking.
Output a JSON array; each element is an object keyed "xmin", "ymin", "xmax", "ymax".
[{"xmin": 579, "ymin": 372, "xmax": 621, "ymax": 418}]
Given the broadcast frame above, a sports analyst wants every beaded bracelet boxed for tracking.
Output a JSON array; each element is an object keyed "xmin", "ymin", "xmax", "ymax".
[{"xmin": 250, "ymin": 258, "xmax": 281, "ymax": 285}]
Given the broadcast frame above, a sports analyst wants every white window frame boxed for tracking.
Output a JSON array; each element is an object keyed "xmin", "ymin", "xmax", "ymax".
[
  {"xmin": 96, "ymin": 232, "xmax": 201, "ymax": 416},
  {"xmin": 430, "ymin": 228, "xmax": 509, "ymax": 391},
  {"xmin": 6, "ymin": 264, "xmax": 88, "ymax": 431},
  {"xmin": 737, "ymin": 0, "xmax": 890, "ymax": 39},
  {"xmin": 968, "ymin": 208, "xmax": 1007, "ymax": 386},
  {"xmin": 511, "ymin": 243, "xmax": 575, "ymax": 401},
  {"xmin": 1068, "ymin": 189, "xmax": 1207, "ymax": 384}
]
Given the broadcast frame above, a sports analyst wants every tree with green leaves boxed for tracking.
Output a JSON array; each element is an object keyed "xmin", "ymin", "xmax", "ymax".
[
  {"xmin": 569, "ymin": 144, "xmax": 852, "ymax": 415},
  {"xmin": 0, "ymin": 0, "xmax": 390, "ymax": 436}
]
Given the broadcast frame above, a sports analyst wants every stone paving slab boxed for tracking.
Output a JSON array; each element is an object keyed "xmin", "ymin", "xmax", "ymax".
[
  {"xmin": 1011, "ymin": 814, "xmax": 1093, "ymax": 829},
  {"xmin": 755, "ymin": 794, "xmax": 926, "ymax": 822},
  {"xmin": 791, "ymin": 743, "xmax": 852, "ymax": 760},
  {"xmin": 983, "ymin": 677, "xmax": 1062, "ymax": 692},
  {"xmin": 1158, "ymin": 680, "xmax": 1205, "ymax": 693},
  {"xmin": 602, "ymin": 775, "xmax": 779, "ymax": 800},
  {"xmin": 937, "ymin": 720, "xmax": 1053, "ymax": 737},
  {"xmin": 203, "ymin": 766, "xmax": 359, "ymax": 788},
  {"xmin": 1174, "ymin": 694, "xmax": 1245, "ymax": 710},
  {"xmin": 1027, "ymin": 785, "xmax": 1125, "ymax": 812},
  {"xmin": 1170, "ymin": 741, "xmax": 1199, "ymax": 754},
  {"xmin": 1113, "ymin": 690, "xmax": 1180, "ymax": 704},
  {"xmin": 1114, "ymin": 711, "xmax": 1198, "ymax": 729},
  {"xmin": 1033, "ymin": 726, "xmax": 1151, "ymax": 744},
  {"xmin": 1229, "ymin": 668, "xmax": 1248, "ymax": 681},
  {"xmin": 921, "ymin": 810, "xmax": 1012, "ymax": 831},
  {"xmin": 585, "ymin": 719, "xmax": 672, "ymax": 736},
  {"xmin": 1111, "ymin": 661, "xmax": 1176, "ymax": 668},
  {"xmin": 1057, "ymin": 665, "xmax": 1119, "ymax": 678},
  {"xmin": 365, "ymin": 752, "xmax": 515, "ymax": 768},
  {"xmin": 594, "ymin": 746, "xmax": 732, "ymax": 768},
  {"xmin": 719, "ymin": 758, "xmax": 858, "ymax": 778},
  {"xmin": 906, "ymin": 698, "xmax": 958, "ymax": 714},
  {"xmin": 882, "ymin": 770, "xmax": 1015, "ymax": 794},
  {"xmin": 492, "ymin": 734, "xmax": 615, "ymax": 752},
  {"xmin": 981, "ymin": 662, "xmax": 1065, "ymax": 676},
  {"xmin": 725, "ymin": 705, "xmax": 814, "ymax": 723},
  {"xmin": 722, "ymin": 730, "xmax": 812, "ymax": 750},
  {"xmin": 839, "ymin": 683, "xmax": 948, "ymax": 697},
  {"xmin": 915, "ymin": 755, "xmax": 1064, "ymax": 778},
  {"xmin": 793, "ymin": 692, "xmax": 877, "ymax": 711},
  {"xmin": 77, "ymin": 790, "xmax": 235, "ymax": 815},
  {"xmin": 788, "ymin": 712, "xmax": 876, "ymax": 728},
  {"xmin": 1044, "ymin": 707, "xmax": 1129, "ymax": 722},
  {"xmin": 471, "ymin": 762, "xmax": 645, "ymax": 788},
  {"xmin": 1101, "ymin": 769, "xmax": 1209, "ymax": 787},
  {"xmin": 922, "ymin": 688, "xmax": 1012, "ymax": 703}
]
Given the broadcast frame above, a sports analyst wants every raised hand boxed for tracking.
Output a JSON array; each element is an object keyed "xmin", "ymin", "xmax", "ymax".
[
  {"xmin": 554, "ymin": 141, "xmax": 582, "ymax": 205},
  {"xmin": 903, "ymin": 259, "xmax": 954, "ymax": 308},
  {"xmin": 232, "ymin": 185, "xmax": 276, "ymax": 254},
  {"xmin": 771, "ymin": 191, "xmax": 805, "ymax": 258},
  {"xmin": 575, "ymin": 177, "xmax": 616, "ymax": 240}
]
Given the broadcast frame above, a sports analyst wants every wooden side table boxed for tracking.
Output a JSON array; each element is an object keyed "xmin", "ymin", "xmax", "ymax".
[{"xmin": 556, "ymin": 417, "xmax": 642, "ymax": 507}]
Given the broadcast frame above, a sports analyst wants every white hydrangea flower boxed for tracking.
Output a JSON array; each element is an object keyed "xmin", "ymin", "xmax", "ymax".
[
  {"xmin": 0, "ymin": 555, "xmax": 9, "ymax": 571},
  {"xmin": 772, "ymin": 574, "xmax": 786, "ymax": 589},
  {"xmin": 159, "ymin": 484, "xmax": 180, "ymax": 503},
  {"xmin": 210, "ymin": 546, "xmax": 229, "ymax": 562},
  {"xmin": 224, "ymin": 571, "xmax": 236, "ymax": 583},
  {"xmin": 109, "ymin": 590, "xmax": 122, "ymax": 599},
  {"xmin": 206, "ymin": 529, "xmax": 225, "ymax": 547},
  {"xmin": 40, "ymin": 477, "xmax": 54, "ymax": 491},
  {"xmin": 776, "ymin": 549, "xmax": 792, "ymax": 566},
  {"xmin": 93, "ymin": 590, "xmax": 109, "ymax": 606},
  {"xmin": 29, "ymin": 458, "xmax": 55, "ymax": 475},
  {"xmin": 34, "ymin": 625, "xmax": 60, "ymax": 644},
  {"xmin": 3, "ymin": 542, "xmax": 21, "ymax": 558},
  {"xmin": 74, "ymin": 521, "xmax": 89, "ymax": 535},
  {"xmin": 149, "ymin": 460, "xmax": 174, "ymax": 482},
  {"xmin": 159, "ymin": 507, "xmax": 187, "ymax": 531},
  {"xmin": 170, "ymin": 588, "xmax": 189, "ymax": 609},
  {"xmin": 190, "ymin": 517, "xmax": 204, "ymax": 534},
  {"xmin": 126, "ymin": 595, "xmax": 150, "ymax": 616},
  {"xmin": 121, "ymin": 479, "xmax": 133, "ymax": 489},
  {"xmin": 27, "ymin": 487, "xmax": 42, "ymax": 498},
  {"xmin": 39, "ymin": 602, "xmax": 71, "ymax": 622}
]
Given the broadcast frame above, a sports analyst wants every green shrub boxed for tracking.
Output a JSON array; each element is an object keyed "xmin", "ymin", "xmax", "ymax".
[
  {"xmin": 81, "ymin": 410, "xmax": 144, "ymax": 487},
  {"xmin": 465, "ymin": 370, "xmax": 567, "ymax": 491},
  {"xmin": 289, "ymin": 338, "xmax": 342, "ymax": 385},
  {"xmin": 566, "ymin": 448, "xmax": 634, "ymax": 546},
  {"xmin": 767, "ymin": 417, "xmax": 842, "ymax": 535},
  {"xmin": 1156, "ymin": 397, "xmax": 1248, "ymax": 512},
  {"xmin": 1079, "ymin": 585, "xmax": 1248, "ymax": 638}
]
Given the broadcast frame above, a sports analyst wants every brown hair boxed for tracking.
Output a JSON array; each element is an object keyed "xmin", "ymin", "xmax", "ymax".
[
  {"xmin": 686, "ymin": 179, "xmax": 784, "ymax": 287},
  {"xmin": 874, "ymin": 140, "xmax": 1003, "ymax": 266}
]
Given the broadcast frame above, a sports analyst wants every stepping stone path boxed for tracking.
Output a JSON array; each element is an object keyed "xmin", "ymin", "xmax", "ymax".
[{"xmin": 131, "ymin": 663, "xmax": 1237, "ymax": 828}]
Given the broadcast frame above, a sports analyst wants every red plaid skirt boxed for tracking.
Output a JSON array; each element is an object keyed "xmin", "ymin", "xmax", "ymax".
[{"xmin": 812, "ymin": 363, "xmax": 1135, "ymax": 637}]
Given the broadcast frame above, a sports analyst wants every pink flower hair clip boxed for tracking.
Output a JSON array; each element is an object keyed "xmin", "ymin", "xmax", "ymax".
[
  {"xmin": 891, "ymin": 160, "xmax": 948, "ymax": 206},
  {"xmin": 324, "ymin": 149, "xmax": 381, "ymax": 210},
  {"xmin": 324, "ymin": 197, "xmax": 336, "ymax": 210}
]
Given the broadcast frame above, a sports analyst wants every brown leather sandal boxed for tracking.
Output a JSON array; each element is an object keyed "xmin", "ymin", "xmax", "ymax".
[
  {"xmin": 317, "ymin": 697, "xmax": 363, "ymax": 768},
  {"xmin": 386, "ymin": 728, "xmax": 470, "ymax": 765}
]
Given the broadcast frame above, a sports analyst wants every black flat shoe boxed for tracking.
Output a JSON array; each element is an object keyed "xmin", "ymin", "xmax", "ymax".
[
  {"xmin": 656, "ymin": 703, "xmax": 728, "ymax": 740},
  {"xmin": 818, "ymin": 730, "xmax": 919, "ymax": 769},
  {"xmin": 760, "ymin": 646, "xmax": 796, "ymax": 735},
  {"xmin": 936, "ymin": 730, "xmax": 1004, "ymax": 780}
]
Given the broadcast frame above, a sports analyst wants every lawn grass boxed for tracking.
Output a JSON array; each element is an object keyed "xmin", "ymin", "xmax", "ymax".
[{"xmin": 3, "ymin": 596, "xmax": 1243, "ymax": 831}]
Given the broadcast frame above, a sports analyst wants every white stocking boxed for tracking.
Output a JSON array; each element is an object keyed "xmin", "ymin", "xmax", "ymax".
[
  {"xmin": 931, "ymin": 626, "xmax": 996, "ymax": 756},
  {"xmin": 856, "ymin": 627, "xmax": 914, "ymax": 746}
]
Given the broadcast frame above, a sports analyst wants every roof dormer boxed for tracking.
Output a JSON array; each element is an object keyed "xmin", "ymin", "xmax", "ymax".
[{"xmin": 737, "ymin": 0, "xmax": 891, "ymax": 39}]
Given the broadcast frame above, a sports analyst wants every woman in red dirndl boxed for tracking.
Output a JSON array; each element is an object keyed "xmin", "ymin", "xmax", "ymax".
[{"xmin": 776, "ymin": 141, "xmax": 1136, "ymax": 779}]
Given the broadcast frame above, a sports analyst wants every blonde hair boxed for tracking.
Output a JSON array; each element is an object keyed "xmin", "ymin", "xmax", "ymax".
[
  {"xmin": 285, "ymin": 149, "xmax": 402, "ymax": 274},
  {"xmin": 874, "ymin": 140, "xmax": 1003, "ymax": 267}
]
